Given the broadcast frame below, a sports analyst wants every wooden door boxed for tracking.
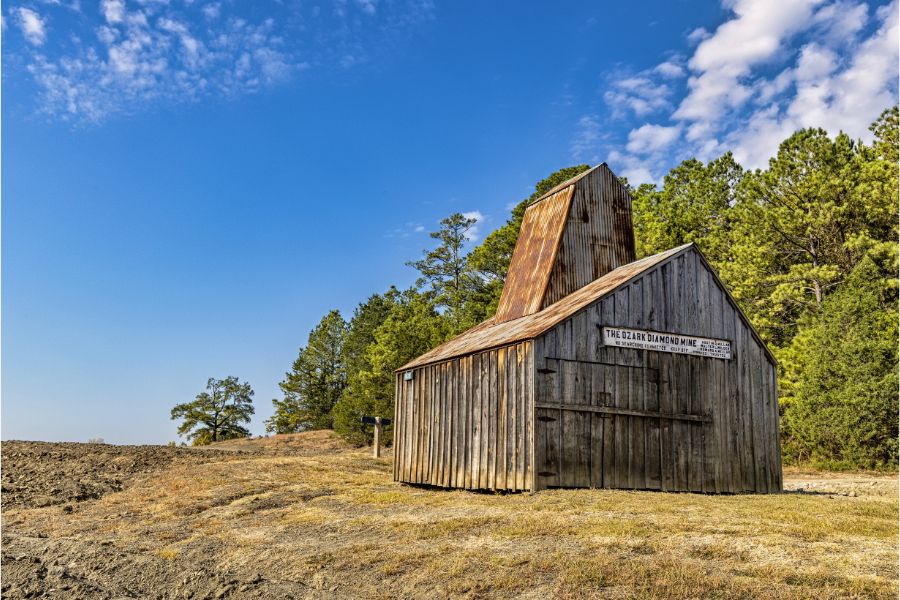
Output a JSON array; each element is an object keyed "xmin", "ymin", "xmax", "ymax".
[
  {"xmin": 535, "ymin": 356, "xmax": 711, "ymax": 491},
  {"xmin": 535, "ymin": 358, "xmax": 605, "ymax": 489}
]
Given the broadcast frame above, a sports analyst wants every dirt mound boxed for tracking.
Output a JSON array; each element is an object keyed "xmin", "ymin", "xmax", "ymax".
[
  {"xmin": 0, "ymin": 441, "xmax": 237, "ymax": 510},
  {"xmin": 0, "ymin": 433, "xmax": 351, "ymax": 510},
  {"xmin": 210, "ymin": 429, "xmax": 352, "ymax": 453}
]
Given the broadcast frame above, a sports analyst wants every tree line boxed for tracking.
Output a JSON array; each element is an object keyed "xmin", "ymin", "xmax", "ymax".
[{"xmin": 173, "ymin": 107, "xmax": 898, "ymax": 470}]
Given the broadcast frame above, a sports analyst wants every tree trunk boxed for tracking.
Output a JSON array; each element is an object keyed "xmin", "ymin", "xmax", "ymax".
[{"xmin": 810, "ymin": 233, "xmax": 823, "ymax": 305}]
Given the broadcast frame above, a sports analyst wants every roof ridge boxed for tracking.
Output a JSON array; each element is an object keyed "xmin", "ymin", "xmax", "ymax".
[
  {"xmin": 397, "ymin": 243, "xmax": 692, "ymax": 371},
  {"xmin": 529, "ymin": 163, "xmax": 606, "ymax": 206}
]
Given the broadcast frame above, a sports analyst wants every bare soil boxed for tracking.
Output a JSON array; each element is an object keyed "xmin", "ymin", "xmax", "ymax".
[
  {"xmin": 1, "ymin": 442, "xmax": 241, "ymax": 510},
  {"xmin": 1, "ymin": 433, "xmax": 897, "ymax": 599}
]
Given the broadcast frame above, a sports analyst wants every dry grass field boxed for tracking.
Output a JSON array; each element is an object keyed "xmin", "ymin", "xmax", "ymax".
[{"xmin": 2, "ymin": 432, "xmax": 897, "ymax": 599}]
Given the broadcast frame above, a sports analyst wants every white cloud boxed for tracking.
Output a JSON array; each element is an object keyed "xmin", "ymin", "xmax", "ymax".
[
  {"xmin": 10, "ymin": 0, "xmax": 435, "ymax": 123},
  {"xmin": 753, "ymin": 67, "xmax": 793, "ymax": 105},
  {"xmin": 807, "ymin": 1, "xmax": 898, "ymax": 133},
  {"xmin": 811, "ymin": 0, "xmax": 868, "ymax": 41},
  {"xmin": 675, "ymin": 0, "xmax": 821, "ymax": 122},
  {"xmin": 687, "ymin": 27, "xmax": 711, "ymax": 45},
  {"xmin": 604, "ymin": 76, "xmax": 671, "ymax": 118},
  {"xmin": 612, "ymin": 0, "xmax": 900, "ymax": 170},
  {"xmin": 654, "ymin": 60, "xmax": 684, "ymax": 78},
  {"xmin": 794, "ymin": 43, "xmax": 838, "ymax": 83},
  {"xmin": 386, "ymin": 221, "xmax": 429, "ymax": 238},
  {"xmin": 607, "ymin": 124, "xmax": 683, "ymax": 186},
  {"xmin": 587, "ymin": 58, "xmax": 685, "ymax": 176},
  {"xmin": 626, "ymin": 123, "xmax": 682, "ymax": 154},
  {"xmin": 36, "ymin": 0, "xmax": 80, "ymax": 8},
  {"xmin": 607, "ymin": 149, "xmax": 656, "ymax": 186},
  {"xmin": 26, "ymin": 8, "xmax": 294, "ymax": 122},
  {"xmin": 587, "ymin": 0, "xmax": 899, "ymax": 183},
  {"xmin": 728, "ymin": 0, "xmax": 898, "ymax": 167},
  {"xmin": 201, "ymin": 2, "xmax": 220, "ymax": 20},
  {"xmin": 15, "ymin": 7, "xmax": 47, "ymax": 46},
  {"xmin": 158, "ymin": 17, "xmax": 205, "ymax": 69},
  {"xmin": 101, "ymin": 0, "xmax": 124, "ymax": 24},
  {"xmin": 725, "ymin": 112, "xmax": 794, "ymax": 168}
]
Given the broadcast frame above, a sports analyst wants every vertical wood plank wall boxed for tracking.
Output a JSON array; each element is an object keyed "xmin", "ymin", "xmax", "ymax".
[
  {"xmin": 533, "ymin": 251, "xmax": 781, "ymax": 493},
  {"xmin": 542, "ymin": 165, "xmax": 637, "ymax": 308},
  {"xmin": 394, "ymin": 341, "xmax": 535, "ymax": 491}
]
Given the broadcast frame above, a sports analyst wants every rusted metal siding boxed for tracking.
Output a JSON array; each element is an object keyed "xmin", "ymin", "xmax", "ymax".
[
  {"xmin": 494, "ymin": 185, "xmax": 574, "ymax": 323},
  {"xmin": 542, "ymin": 164, "xmax": 636, "ymax": 307},
  {"xmin": 495, "ymin": 163, "xmax": 637, "ymax": 325}
]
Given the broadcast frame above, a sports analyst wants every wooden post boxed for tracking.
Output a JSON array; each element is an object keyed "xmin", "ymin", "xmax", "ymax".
[{"xmin": 374, "ymin": 417, "xmax": 382, "ymax": 458}]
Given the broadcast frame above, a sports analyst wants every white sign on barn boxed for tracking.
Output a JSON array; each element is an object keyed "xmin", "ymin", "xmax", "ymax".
[{"xmin": 602, "ymin": 327, "xmax": 732, "ymax": 360}]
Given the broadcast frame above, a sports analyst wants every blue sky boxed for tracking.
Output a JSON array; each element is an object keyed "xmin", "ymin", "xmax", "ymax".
[{"xmin": 3, "ymin": 0, "xmax": 897, "ymax": 444}]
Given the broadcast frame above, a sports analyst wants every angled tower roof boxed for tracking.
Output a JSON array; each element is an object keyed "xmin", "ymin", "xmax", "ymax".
[
  {"xmin": 493, "ymin": 184, "xmax": 574, "ymax": 322},
  {"xmin": 494, "ymin": 163, "xmax": 636, "ymax": 323}
]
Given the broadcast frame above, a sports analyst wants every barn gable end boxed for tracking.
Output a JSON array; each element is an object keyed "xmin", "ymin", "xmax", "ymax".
[{"xmin": 531, "ymin": 245, "xmax": 781, "ymax": 494}]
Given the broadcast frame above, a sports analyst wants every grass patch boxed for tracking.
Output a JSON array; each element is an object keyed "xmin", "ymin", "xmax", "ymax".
[
  {"xmin": 11, "ymin": 446, "xmax": 896, "ymax": 600},
  {"xmin": 154, "ymin": 547, "xmax": 180, "ymax": 560}
]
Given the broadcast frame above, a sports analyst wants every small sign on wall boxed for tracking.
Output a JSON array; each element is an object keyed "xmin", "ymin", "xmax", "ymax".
[{"xmin": 602, "ymin": 327, "xmax": 732, "ymax": 360}]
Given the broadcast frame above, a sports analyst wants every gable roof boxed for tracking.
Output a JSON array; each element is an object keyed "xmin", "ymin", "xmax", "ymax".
[
  {"xmin": 494, "ymin": 184, "xmax": 575, "ymax": 322},
  {"xmin": 400, "ymin": 243, "xmax": 692, "ymax": 370}
]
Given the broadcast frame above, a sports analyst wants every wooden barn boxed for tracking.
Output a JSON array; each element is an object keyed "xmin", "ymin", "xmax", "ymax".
[{"xmin": 393, "ymin": 164, "xmax": 782, "ymax": 494}]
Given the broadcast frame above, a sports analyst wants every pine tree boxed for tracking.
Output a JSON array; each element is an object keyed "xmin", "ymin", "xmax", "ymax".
[
  {"xmin": 266, "ymin": 310, "xmax": 348, "ymax": 433},
  {"xmin": 781, "ymin": 256, "xmax": 899, "ymax": 469},
  {"xmin": 408, "ymin": 213, "xmax": 478, "ymax": 331},
  {"xmin": 630, "ymin": 153, "xmax": 741, "ymax": 263},
  {"xmin": 722, "ymin": 129, "xmax": 866, "ymax": 348},
  {"xmin": 332, "ymin": 289, "xmax": 447, "ymax": 445}
]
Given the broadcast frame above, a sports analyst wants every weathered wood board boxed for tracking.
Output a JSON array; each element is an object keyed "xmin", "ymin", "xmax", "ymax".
[
  {"xmin": 394, "ymin": 341, "xmax": 535, "ymax": 491},
  {"xmin": 532, "ymin": 252, "xmax": 780, "ymax": 493}
]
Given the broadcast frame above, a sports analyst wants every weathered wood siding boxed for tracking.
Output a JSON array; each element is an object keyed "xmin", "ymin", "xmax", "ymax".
[
  {"xmin": 533, "ymin": 249, "xmax": 781, "ymax": 493},
  {"xmin": 394, "ymin": 341, "xmax": 535, "ymax": 491},
  {"xmin": 542, "ymin": 164, "xmax": 636, "ymax": 308}
]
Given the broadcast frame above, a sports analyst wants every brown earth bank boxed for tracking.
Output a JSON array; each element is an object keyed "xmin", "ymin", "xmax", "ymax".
[{"xmin": 1, "ymin": 432, "xmax": 897, "ymax": 599}]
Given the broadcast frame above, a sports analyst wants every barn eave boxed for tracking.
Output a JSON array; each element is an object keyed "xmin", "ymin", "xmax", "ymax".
[
  {"xmin": 398, "ymin": 242, "xmax": 776, "ymax": 370},
  {"xmin": 399, "ymin": 243, "xmax": 706, "ymax": 371}
]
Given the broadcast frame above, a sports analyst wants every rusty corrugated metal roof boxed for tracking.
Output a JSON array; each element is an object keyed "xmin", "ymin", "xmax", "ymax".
[
  {"xmin": 399, "ymin": 243, "xmax": 693, "ymax": 370},
  {"xmin": 494, "ymin": 184, "xmax": 574, "ymax": 323}
]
